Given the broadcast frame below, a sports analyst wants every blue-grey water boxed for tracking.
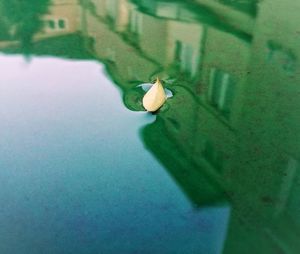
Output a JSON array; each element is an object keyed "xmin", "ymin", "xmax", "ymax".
[{"xmin": 0, "ymin": 56, "xmax": 229, "ymax": 254}]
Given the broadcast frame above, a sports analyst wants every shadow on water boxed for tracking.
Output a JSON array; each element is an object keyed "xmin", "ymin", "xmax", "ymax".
[{"xmin": 0, "ymin": 0, "xmax": 300, "ymax": 253}]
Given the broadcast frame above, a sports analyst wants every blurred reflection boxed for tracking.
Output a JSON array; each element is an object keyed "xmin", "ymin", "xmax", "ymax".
[
  {"xmin": 0, "ymin": 0, "xmax": 50, "ymax": 52},
  {"xmin": 1, "ymin": 0, "xmax": 300, "ymax": 253}
]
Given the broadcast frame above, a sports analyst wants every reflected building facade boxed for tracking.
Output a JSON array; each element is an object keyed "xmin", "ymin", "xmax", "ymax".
[
  {"xmin": 0, "ymin": 0, "xmax": 81, "ymax": 48},
  {"xmin": 0, "ymin": 0, "xmax": 300, "ymax": 253},
  {"xmin": 41, "ymin": 0, "xmax": 82, "ymax": 37},
  {"xmin": 224, "ymin": 0, "xmax": 300, "ymax": 252}
]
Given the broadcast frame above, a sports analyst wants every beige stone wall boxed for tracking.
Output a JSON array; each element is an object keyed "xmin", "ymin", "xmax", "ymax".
[
  {"xmin": 240, "ymin": 0, "xmax": 300, "ymax": 156},
  {"xmin": 137, "ymin": 13, "xmax": 169, "ymax": 65},
  {"xmin": 167, "ymin": 21, "xmax": 203, "ymax": 76},
  {"xmin": 38, "ymin": 0, "xmax": 82, "ymax": 38},
  {"xmin": 200, "ymin": 27, "xmax": 251, "ymax": 128},
  {"xmin": 90, "ymin": 0, "xmax": 129, "ymax": 32},
  {"xmin": 84, "ymin": 11, "xmax": 159, "ymax": 87}
]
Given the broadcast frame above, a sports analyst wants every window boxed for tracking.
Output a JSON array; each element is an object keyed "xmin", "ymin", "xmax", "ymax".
[
  {"xmin": 175, "ymin": 40, "xmax": 199, "ymax": 77},
  {"xmin": 106, "ymin": 0, "xmax": 118, "ymax": 20},
  {"xmin": 48, "ymin": 20, "xmax": 56, "ymax": 29},
  {"xmin": 58, "ymin": 19, "xmax": 66, "ymax": 29},
  {"xmin": 277, "ymin": 157, "xmax": 300, "ymax": 219},
  {"xmin": 181, "ymin": 43, "xmax": 194, "ymax": 74},
  {"xmin": 174, "ymin": 41, "xmax": 182, "ymax": 62},
  {"xmin": 129, "ymin": 10, "xmax": 143, "ymax": 35},
  {"xmin": 45, "ymin": 18, "xmax": 67, "ymax": 32},
  {"xmin": 208, "ymin": 68, "xmax": 235, "ymax": 119},
  {"xmin": 267, "ymin": 41, "xmax": 296, "ymax": 74}
]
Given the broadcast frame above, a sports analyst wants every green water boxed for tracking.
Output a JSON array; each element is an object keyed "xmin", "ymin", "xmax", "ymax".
[{"xmin": 0, "ymin": 0, "xmax": 299, "ymax": 253}]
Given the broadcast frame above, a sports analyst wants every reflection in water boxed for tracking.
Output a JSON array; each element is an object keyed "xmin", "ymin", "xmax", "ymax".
[
  {"xmin": 0, "ymin": 0, "xmax": 50, "ymax": 52},
  {"xmin": 0, "ymin": 0, "xmax": 300, "ymax": 253}
]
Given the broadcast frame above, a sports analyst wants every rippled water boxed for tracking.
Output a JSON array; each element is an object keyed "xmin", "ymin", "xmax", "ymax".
[{"xmin": 0, "ymin": 0, "xmax": 300, "ymax": 253}]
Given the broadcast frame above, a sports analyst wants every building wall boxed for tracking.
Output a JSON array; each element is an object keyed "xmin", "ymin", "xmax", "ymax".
[
  {"xmin": 224, "ymin": 1, "xmax": 300, "ymax": 252},
  {"xmin": 40, "ymin": 0, "xmax": 82, "ymax": 37},
  {"xmin": 84, "ymin": 10, "xmax": 159, "ymax": 89},
  {"xmin": 167, "ymin": 21, "xmax": 203, "ymax": 77},
  {"xmin": 137, "ymin": 12, "xmax": 169, "ymax": 65},
  {"xmin": 90, "ymin": 0, "xmax": 107, "ymax": 18},
  {"xmin": 199, "ymin": 27, "xmax": 251, "ymax": 127},
  {"xmin": 239, "ymin": 0, "xmax": 300, "ymax": 157}
]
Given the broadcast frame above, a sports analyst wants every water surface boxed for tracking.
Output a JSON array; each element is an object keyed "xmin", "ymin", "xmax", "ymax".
[{"xmin": 0, "ymin": 0, "xmax": 300, "ymax": 253}]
